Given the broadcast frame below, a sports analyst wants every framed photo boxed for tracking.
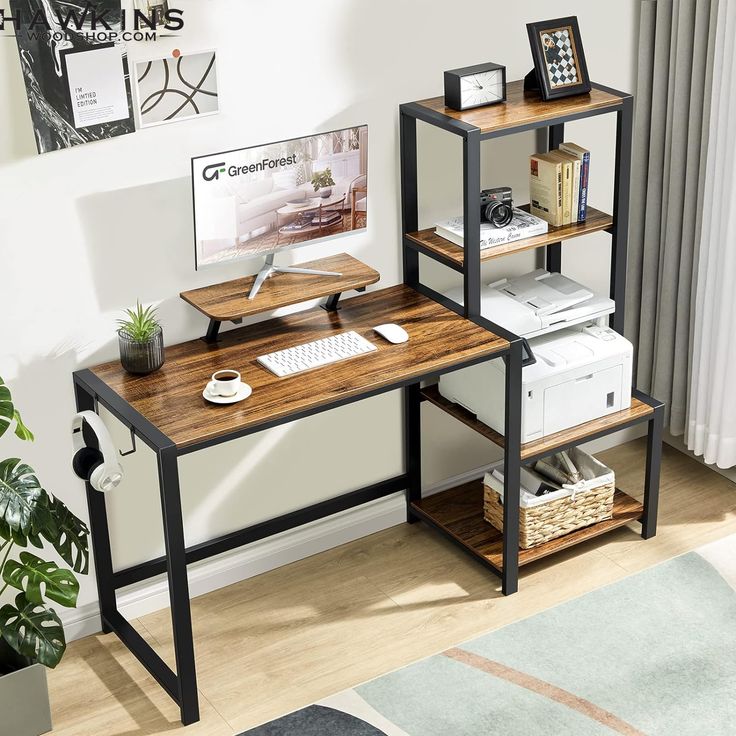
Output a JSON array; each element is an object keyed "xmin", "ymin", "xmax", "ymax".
[{"xmin": 526, "ymin": 17, "xmax": 591, "ymax": 100}]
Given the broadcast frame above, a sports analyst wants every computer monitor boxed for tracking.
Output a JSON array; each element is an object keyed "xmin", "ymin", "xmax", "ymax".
[{"xmin": 191, "ymin": 125, "xmax": 368, "ymax": 299}]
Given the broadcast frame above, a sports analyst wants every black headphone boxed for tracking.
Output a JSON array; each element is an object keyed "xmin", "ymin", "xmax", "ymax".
[{"xmin": 72, "ymin": 412, "xmax": 123, "ymax": 493}]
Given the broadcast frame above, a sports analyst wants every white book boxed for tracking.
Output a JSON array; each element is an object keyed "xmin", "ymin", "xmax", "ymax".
[{"xmin": 436, "ymin": 207, "xmax": 548, "ymax": 249}]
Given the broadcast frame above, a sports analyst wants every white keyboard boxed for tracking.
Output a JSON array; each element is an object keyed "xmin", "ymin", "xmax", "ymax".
[{"xmin": 258, "ymin": 331, "xmax": 377, "ymax": 377}]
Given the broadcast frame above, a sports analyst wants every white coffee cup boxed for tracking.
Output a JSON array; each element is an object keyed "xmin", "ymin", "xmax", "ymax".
[{"xmin": 210, "ymin": 370, "xmax": 241, "ymax": 397}]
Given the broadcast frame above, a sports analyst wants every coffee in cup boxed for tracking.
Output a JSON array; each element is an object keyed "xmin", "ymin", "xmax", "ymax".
[{"xmin": 210, "ymin": 370, "xmax": 241, "ymax": 397}]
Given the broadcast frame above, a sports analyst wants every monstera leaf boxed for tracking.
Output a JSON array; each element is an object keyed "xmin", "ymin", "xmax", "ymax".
[
  {"xmin": 0, "ymin": 593, "xmax": 65, "ymax": 668},
  {"xmin": 0, "ymin": 378, "xmax": 33, "ymax": 442},
  {"xmin": 42, "ymin": 495, "xmax": 89, "ymax": 575},
  {"xmin": 0, "ymin": 459, "xmax": 52, "ymax": 544},
  {"xmin": 3, "ymin": 552, "xmax": 79, "ymax": 608}
]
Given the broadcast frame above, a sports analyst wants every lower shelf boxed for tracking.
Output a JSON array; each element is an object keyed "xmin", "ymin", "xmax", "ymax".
[{"xmin": 411, "ymin": 480, "xmax": 643, "ymax": 571}]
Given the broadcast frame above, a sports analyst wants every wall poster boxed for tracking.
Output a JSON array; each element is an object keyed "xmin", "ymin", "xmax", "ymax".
[{"xmin": 10, "ymin": 0, "xmax": 135, "ymax": 154}]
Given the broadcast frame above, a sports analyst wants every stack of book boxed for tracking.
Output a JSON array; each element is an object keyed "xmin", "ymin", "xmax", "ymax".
[
  {"xmin": 435, "ymin": 207, "xmax": 548, "ymax": 250},
  {"xmin": 529, "ymin": 143, "xmax": 590, "ymax": 227}
]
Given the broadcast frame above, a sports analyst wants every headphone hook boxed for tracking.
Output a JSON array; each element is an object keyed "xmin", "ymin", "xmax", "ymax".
[{"xmin": 119, "ymin": 426, "xmax": 137, "ymax": 457}]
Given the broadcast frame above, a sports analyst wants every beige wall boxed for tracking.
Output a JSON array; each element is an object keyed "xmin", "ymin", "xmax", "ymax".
[{"xmin": 0, "ymin": 0, "xmax": 640, "ymax": 609}]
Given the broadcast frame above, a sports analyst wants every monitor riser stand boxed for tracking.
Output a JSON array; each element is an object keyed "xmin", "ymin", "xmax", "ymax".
[{"xmin": 248, "ymin": 254, "xmax": 342, "ymax": 300}]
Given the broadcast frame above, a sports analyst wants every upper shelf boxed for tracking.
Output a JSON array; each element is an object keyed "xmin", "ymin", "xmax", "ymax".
[
  {"xmin": 180, "ymin": 253, "xmax": 380, "ymax": 323},
  {"xmin": 405, "ymin": 205, "xmax": 613, "ymax": 270},
  {"xmin": 410, "ymin": 81, "xmax": 628, "ymax": 137}
]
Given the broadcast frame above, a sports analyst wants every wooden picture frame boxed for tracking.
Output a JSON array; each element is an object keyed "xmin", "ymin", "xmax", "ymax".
[{"xmin": 526, "ymin": 16, "xmax": 591, "ymax": 101}]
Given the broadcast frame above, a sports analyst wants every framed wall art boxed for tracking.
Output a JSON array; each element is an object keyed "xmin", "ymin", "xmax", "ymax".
[
  {"xmin": 134, "ymin": 49, "xmax": 219, "ymax": 129},
  {"xmin": 526, "ymin": 16, "xmax": 591, "ymax": 101}
]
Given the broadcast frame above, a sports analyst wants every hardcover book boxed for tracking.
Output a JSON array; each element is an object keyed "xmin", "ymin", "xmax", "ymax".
[
  {"xmin": 558, "ymin": 142, "xmax": 591, "ymax": 222},
  {"xmin": 547, "ymin": 151, "xmax": 573, "ymax": 225},
  {"xmin": 435, "ymin": 208, "xmax": 548, "ymax": 249},
  {"xmin": 530, "ymin": 153, "xmax": 563, "ymax": 227}
]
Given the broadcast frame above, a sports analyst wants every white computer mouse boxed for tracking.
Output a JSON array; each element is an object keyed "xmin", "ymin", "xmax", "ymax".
[{"xmin": 373, "ymin": 323, "xmax": 409, "ymax": 344}]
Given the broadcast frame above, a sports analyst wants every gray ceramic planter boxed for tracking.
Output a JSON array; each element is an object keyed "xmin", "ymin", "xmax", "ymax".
[{"xmin": 0, "ymin": 663, "xmax": 52, "ymax": 736}]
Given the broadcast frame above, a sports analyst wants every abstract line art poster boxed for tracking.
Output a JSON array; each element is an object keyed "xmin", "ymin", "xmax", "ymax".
[
  {"xmin": 10, "ymin": 0, "xmax": 135, "ymax": 154},
  {"xmin": 134, "ymin": 50, "xmax": 219, "ymax": 128}
]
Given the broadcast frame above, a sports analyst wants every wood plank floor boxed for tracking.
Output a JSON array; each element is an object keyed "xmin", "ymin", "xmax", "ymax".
[{"xmin": 47, "ymin": 440, "xmax": 736, "ymax": 735}]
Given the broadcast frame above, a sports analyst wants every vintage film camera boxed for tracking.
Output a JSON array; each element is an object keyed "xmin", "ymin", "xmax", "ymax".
[{"xmin": 480, "ymin": 187, "xmax": 514, "ymax": 228}]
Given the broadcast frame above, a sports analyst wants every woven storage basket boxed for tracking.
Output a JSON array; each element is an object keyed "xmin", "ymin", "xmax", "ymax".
[{"xmin": 484, "ymin": 448, "xmax": 615, "ymax": 549}]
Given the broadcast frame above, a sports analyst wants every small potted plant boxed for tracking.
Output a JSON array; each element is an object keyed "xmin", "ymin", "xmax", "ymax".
[
  {"xmin": 311, "ymin": 168, "xmax": 335, "ymax": 198},
  {"xmin": 117, "ymin": 302, "xmax": 165, "ymax": 375},
  {"xmin": 0, "ymin": 376, "xmax": 90, "ymax": 736}
]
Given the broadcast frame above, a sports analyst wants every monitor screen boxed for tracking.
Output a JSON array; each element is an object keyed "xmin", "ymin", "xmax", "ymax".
[{"xmin": 191, "ymin": 125, "xmax": 368, "ymax": 269}]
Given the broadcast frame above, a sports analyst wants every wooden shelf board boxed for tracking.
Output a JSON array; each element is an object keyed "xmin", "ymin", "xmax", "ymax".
[
  {"xmin": 406, "ymin": 206, "xmax": 613, "ymax": 267},
  {"xmin": 421, "ymin": 385, "xmax": 654, "ymax": 462},
  {"xmin": 413, "ymin": 80, "xmax": 626, "ymax": 136},
  {"xmin": 412, "ymin": 480, "xmax": 643, "ymax": 571},
  {"xmin": 180, "ymin": 253, "xmax": 380, "ymax": 322}
]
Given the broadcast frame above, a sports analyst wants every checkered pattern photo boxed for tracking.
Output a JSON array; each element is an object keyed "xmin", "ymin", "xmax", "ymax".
[{"xmin": 543, "ymin": 29, "xmax": 579, "ymax": 87}]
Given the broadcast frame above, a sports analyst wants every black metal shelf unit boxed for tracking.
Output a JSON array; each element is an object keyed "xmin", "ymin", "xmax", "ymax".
[{"xmin": 398, "ymin": 81, "xmax": 664, "ymax": 595}]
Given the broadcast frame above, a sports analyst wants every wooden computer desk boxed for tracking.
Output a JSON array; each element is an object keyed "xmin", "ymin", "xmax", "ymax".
[{"xmin": 73, "ymin": 283, "xmax": 516, "ymax": 725}]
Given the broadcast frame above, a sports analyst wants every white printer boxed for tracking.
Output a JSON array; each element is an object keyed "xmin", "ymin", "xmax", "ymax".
[
  {"xmin": 439, "ymin": 324, "xmax": 633, "ymax": 443},
  {"xmin": 444, "ymin": 269, "xmax": 615, "ymax": 339}
]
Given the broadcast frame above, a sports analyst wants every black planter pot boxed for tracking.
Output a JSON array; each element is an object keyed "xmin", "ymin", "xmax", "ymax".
[{"xmin": 118, "ymin": 327, "xmax": 165, "ymax": 375}]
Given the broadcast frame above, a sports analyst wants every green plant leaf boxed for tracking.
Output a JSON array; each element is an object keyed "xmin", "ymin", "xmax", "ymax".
[
  {"xmin": 3, "ymin": 552, "xmax": 79, "ymax": 608},
  {"xmin": 0, "ymin": 593, "xmax": 66, "ymax": 668},
  {"xmin": 13, "ymin": 411, "xmax": 34, "ymax": 442},
  {"xmin": 117, "ymin": 301, "xmax": 161, "ymax": 343},
  {"xmin": 0, "ymin": 378, "xmax": 33, "ymax": 442},
  {"xmin": 0, "ymin": 459, "xmax": 52, "ymax": 543},
  {"xmin": 0, "ymin": 379, "xmax": 12, "ymax": 439},
  {"xmin": 42, "ymin": 496, "xmax": 89, "ymax": 575}
]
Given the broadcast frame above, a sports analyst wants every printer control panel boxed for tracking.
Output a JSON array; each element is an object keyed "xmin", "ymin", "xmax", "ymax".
[{"xmin": 583, "ymin": 325, "xmax": 618, "ymax": 342}]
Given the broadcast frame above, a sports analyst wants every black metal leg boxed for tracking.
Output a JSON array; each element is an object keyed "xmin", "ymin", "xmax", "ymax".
[
  {"xmin": 502, "ymin": 342, "xmax": 523, "ymax": 595},
  {"xmin": 611, "ymin": 96, "xmax": 633, "ymax": 333},
  {"xmin": 403, "ymin": 383, "xmax": 422, "ymax": 523},
  {"xmin": 463, "ymin": 129, "xmax": 482, "ymax": 319},
  {"xmin": 203, "ymin": 319, "xmax": 221, "ymax": 344},
  {"xmin": 157, "ymin": 447, "xmax": 200, "ymax": 726},
  {"xmin": 400, "ymin": 109, "xmax": 419, "ymax": 287},
  {"xmin": 321, "ymin": 293, "xmax": 342, "ymax": 312},
  {"xmin": 74, "ymin": 382, "xmax": 117, "ymax": 634},
  {"xmin": 546, "ymin": 123, "xmax": 565, "ymax": 273},
  {"xmin": 641, "ymin": 403, "xmax": 664, "ymax": 539}
]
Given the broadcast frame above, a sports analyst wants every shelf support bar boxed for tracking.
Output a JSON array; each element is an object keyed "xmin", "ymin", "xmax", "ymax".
[
  {"xmin": 203, "ymin": 319, "xmax": 222, "ymax": 344},
  {"xmin": 641, "ymin": 401, "xmax": 664, "ymax": 539},
  {"xmin": 400, "ymin": 108, "xmax": 419, "ymax": 288},
  {"xmin": 546, "ymin": 123, "xmax": 565, "ymax": 273},
  {"xmin": 321, "ymin": 293, "xmax": 343, "ymax": 312},
  {"xmin": 502, "ymin": 340, "xmax": 523, "ymax": 595},
  {"xmin": 404, "ymin": 383, "xmax": 422, "ymax": 523},
  {"xmin": 463, "ymin": 128, "xmax": 482, "ymax": 319},
  {"xmin": 611, "ymin": 96, "xmax": 634, "ymax": 333}
]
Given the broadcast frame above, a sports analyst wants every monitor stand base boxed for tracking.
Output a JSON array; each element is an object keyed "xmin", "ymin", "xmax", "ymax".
[{"xmin": 248, "ymin": 254, "xmax": 342, "ymax": 300}]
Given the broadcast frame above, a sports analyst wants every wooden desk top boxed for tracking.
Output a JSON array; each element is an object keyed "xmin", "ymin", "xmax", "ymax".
[
  {"xmin": 91, "ymin": 285, "xmax": 509, "ymax": 450},
  {"xmin": 180, "ymin": 253, "xmax": 379, "ymax": 323},
  {"xmin": 414, "ymin": 81, "xmax": 625, "ymax": 136}
]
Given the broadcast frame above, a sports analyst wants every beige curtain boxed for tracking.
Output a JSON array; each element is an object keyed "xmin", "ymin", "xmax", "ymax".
[{"xmin": 626, "ymin": 0, "xmax": 719, "ymax": 434}]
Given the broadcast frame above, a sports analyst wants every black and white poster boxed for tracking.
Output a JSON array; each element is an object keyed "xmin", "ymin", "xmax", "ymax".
[{"xmin": 11, "ymin": 0, "xmax": 135, "ymax": 154}]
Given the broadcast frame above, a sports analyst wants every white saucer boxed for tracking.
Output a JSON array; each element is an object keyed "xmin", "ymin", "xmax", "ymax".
[{"xmin": 203, "ymin": 382, "xmax": 252, "ymax": 404}]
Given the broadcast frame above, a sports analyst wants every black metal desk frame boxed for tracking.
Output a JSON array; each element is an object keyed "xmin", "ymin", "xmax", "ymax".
[{"xmin": 73, "ymin": 301, "xmax": 521, "ymax": 726}]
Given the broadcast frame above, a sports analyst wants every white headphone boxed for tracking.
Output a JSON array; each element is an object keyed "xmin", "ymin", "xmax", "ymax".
[{"xmin": 72, "ymin": 412, "xmax": 123, "ymax": 493}]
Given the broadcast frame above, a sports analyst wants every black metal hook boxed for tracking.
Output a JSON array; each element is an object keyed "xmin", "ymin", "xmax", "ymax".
[{"xmin": 120, "ymin": 426, "xmax": 137, "ymax": 457}]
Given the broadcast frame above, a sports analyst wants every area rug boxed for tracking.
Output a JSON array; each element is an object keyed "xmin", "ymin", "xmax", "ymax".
[{"xmin": 242, "ymin": 534, "xmax": 736, "ymax": 735}]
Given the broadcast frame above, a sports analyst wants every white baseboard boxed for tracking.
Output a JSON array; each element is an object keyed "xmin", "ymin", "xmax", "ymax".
[{"xmin": 63, "ymin": 425, "xmax": 643, "ymax": 643}]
